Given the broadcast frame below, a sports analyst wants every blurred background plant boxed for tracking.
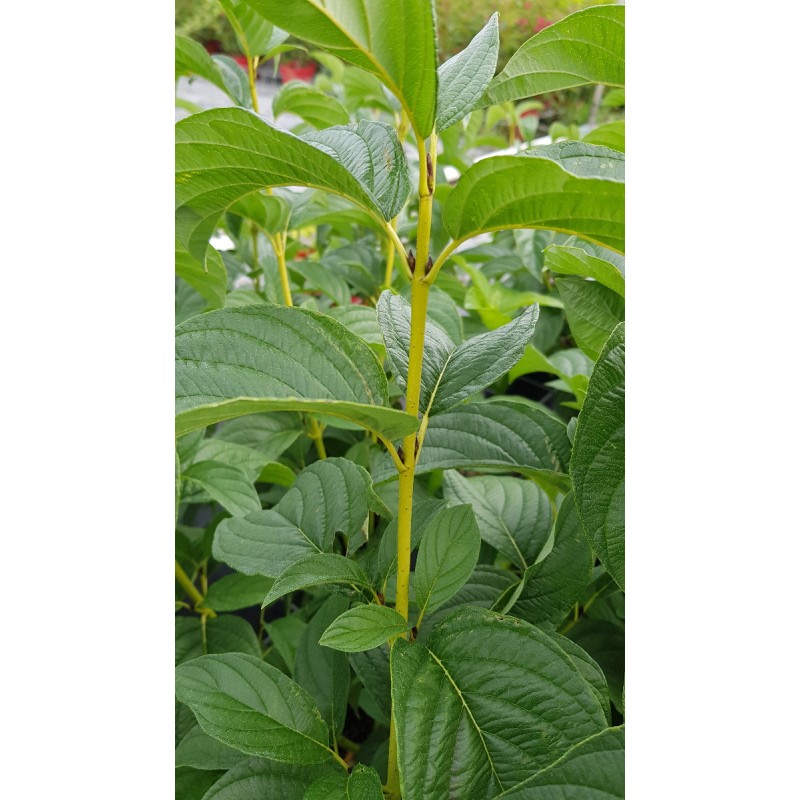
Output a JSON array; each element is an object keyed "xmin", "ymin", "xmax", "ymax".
[
  {"xmin": 175, "ymin": 0, "xmax": 238, "ymax": 53},
  {"xmin": 435, "ymin": 0, "xmax": 615, "ymax": 65}
]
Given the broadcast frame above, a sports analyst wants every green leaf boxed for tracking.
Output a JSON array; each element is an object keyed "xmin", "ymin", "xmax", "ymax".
[
  {"xmin": 175, "ymin": 34, "xmax": 251, "ymax": 109},
  {"xmin": 295, "ymin": 595, "xmax": 351, "ymax": 738},
  {"xmin": 508, "ymin": 492, "xmax": 593, "ymax": 627},
  {"xmin": 200, "ymin": 756, "xmax": 343, "ymax": 800},
  {"xmin": 175, "ymin": 305, "xmax": 418, "ymax": 440},
  {"xmin": 374, "ymin": 499, "xmax": 448, "ymax": 588},
  {"xmin": 176, "ymin": 243, "xmax": 228, "ymax": 310},
  {"xmin": 583, "ymin": 120, "xmax": 625, "ymax": 153},
  {"xmin": 442, "ymin": 472, "xmax": 553, "ymax": 570},
  {"xmin": 273, "ymin": 81, "xmax": 351, "ymax": 129},
  {"xmin": 551, "ymin": 634, "xmax": 611, "ymax": 726},
  {"xmin": 291, "ymin": 261, "xmax": 352, "ymax": 308},
  {"xmin": 214, "ymin": 458, "xmax": 387, "ymax": 577},
  {"xmin": 496, "ymin": 726, "xmax": 624, "ymax": 799},
  {"xmin": 377, "ymin": 292, "xmax": 537, "ymax": 416},
  {"xmin": 566, "ymin": 619, "xmax": 624, "ymax": 714},
  {"xmin": 218, "ymin": 0, "xmax": 288, "ymax": 58},
  {"xmin": 602, "ymin": 88, "xmax": 625, "ymax": 108},
  {"xmin": 214, "ymin": 412, "xmax": 304, "ymax": 462},
  {"xmin": 263, "ymin": 554, "xmax": 374, "ymax": 607},
  {"xmin": 544, "ymin": 245, "xmax": 625, "ymax": 298},
  {"xmin": 175, "ymin": 653, "xmax": 332, "ymax": 763},
  {"xmin": 266, "ymin": 615, "xmax": 308, "ymax": 676},
  {"xmin": 327, "ymin": 305, "xmax": 384, "ymax": 355},
  {"xmin": 390, "ymin": 608, "xmax": 608, "ymax": 800},
  {"xmin": 176, "ymin": 767, "xmax": 225, "ymax": 800},
  {"xmin": 204, "ymin": 573, "xmax": 275, "ymax": 611},
  {"xmin": 570, "ymin": 322, "xmax": 624, "ymax": 589},
  {"xmin": 443, "ymin": 143, "xmax": 624, "ymax": 254},
  {"xmin": 301, "ymin": 121, "xmax": 411, "ymax": 221},
  {"xmin": 244, "ymin": 0, "xmax": 438, "ymax": 138},
  {"xmin": 303, "ymin": 764, "xmax": 384, "ymax": 800},
  {"xmin": 175, "ymin": 615, "xmax": 262, "ymax": 666},
  {"xmin": 556, "ymin": 277, "xmax": 624, "ymax": 361},
  {"xmin": 436, "ymin": 13, "xmax": 499, "ymax": 132},
  {"xmin": 182, "ymin": 460, "xmax": 261, "ymax": 516},
  {"xmin": 415, "ymin": 504, "xmax": 481, "ymax": 624},
  {"xmin": 419, "ymin": 565, "xmax": 518, "ymax": 635},
  {"xmin": 258, "ymin": 461, "xmax": 296, "ymax": 486},
  {"xmin": 320, "ymin": 604, "xmax": 409, "ymax": 652},
  {"xmin": 462, "ymin": 263, "xmax": 562, "ymax": 332},
  {"xmin": 229, "ymin": 192, "xmax": 291, "ymax": 236},
  {"xmin": 176, "ymin": 108, "xmax": 389, "ymax": 263},
  {"xmin": 375, "ymin": 399, "xmax": 571, "ymax": 496},
  {"xmin": 349, "ymin": 644, "xmax": 391, "ymax": 724},
  {"xmin": 175, "ymin": 724, "xmax": 249, "ymax": 770},
  {"xmin": 481, "ymin": 5, "xmax": 624, "ymax": 107}
]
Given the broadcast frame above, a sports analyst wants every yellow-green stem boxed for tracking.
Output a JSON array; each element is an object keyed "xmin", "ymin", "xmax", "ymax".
[
  {"xmin": 308, "ymin": 417, "xmax": 327, "ymax": 460},
  {"xmin": 175, "ymin": 560, "xmax": 216, "ymax": 617},
  {"xmin": 247, "ymin": 56, "xmax": 259, "ymax": 113},
  {"xmin": 386, "ymin": 135, "xmax": 435, "ymax": 800},
  {"xmin": 271, "ymin": 233, "xmax": 293, "ymax": 308}
]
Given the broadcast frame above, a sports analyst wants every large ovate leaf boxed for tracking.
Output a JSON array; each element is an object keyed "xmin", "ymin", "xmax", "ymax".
[
  {"xmin": 551, "ymin": 634, "xmax": 611, "ymax": 726},
  {"xmin": 218, "ymin": 0, "xmax": 288, "ymax": 58},
  {"xmin": 496, "ymin": 726, "xmax": 624, "ymax": 799},
  {"xmin": 319, "ymin": 604, "xmax": 409, "ymax": 652},
  {"xmin": 544, "ymin": 245, "xmax": 625, "ymax": 298},
  {"xmin": 390, "ymin": 608, "xmax": 608, "ymax": 800},
  {"xmin": 301, "ymin": 121, "xmax": 411, "ymax": 221},
  {"xmin": 174, "ymin": 653, "xmax": 332, "ymax": 763},
  {"xmin": 349, "ymin": 644, "xmax": 392, "ymax": 724},
  {"xmin": 555, "ymin": 277, "xmax": 624, "ymax": 361},
  {"xmin": 176, "ymin": 767, "xmax": 225, "ymax": 800},
  {"xmin": 436, "ymin": 13, "xmax": 499, "ymax": 132},
  {"xmin": 214, "ymin": 458, "xmax": 387, "ymax": 577},
  {"xmin": 508, "ymin": 492, "xmax": 593, "ymax": 627},
  {"xmin": 175, "ymin": 305, "xmax": 418, "ymax": 440},
  {"xmin": 200, "ymin": 756, "xmax": 343, "ymax": 800},
  {"xmin": 570, "ymin": 322, "xmax": 624, "ymax": 590},
  {"xmin": 375, "ymin": 399, "xmax": 571, "ymax": 497},
  {"xmin": 442, "ymin": 472, "xmax": 553, "ymax": 570},
  {"xmin": 273, "ymin": 81, "xmax": 351, "ymax": 129},
  {"xmin": 176, "ymin": 108, "xmax": 389, "ymax": 263},
  {"xmin": 481, "ymin": 5, "xmax": 624, "ymax": 107},
  {"xmin": 444, "ymin": 143, "xmax": 624, "ymax": 254},
  {"xmin": 176, "ymin": 243, "xmax": 228, "ymax": 310},
  {"xmin": 377, "ymin": 291, "xmax": 537, "ymax": 416},
  {"xmin": 295, "ymin": 595, "xmax": 350, "ymax": 737},
  {"xmin": 244, "ymin": 0, "xmax": 438, "ymax": 138},
  {"xmin": 415, "ymin": 504, "xmax": 481, "ymax": 624},
  {"xmin": 263, "ymin": 554, "xmax": 374, "ymax": 607},
  {"xmin": 175, "ymin": 34, "xmax": 251, "ymax": 109},
  {"xmin": 182, "ymin": 460, "xmax": 260, "ymax": 517}
]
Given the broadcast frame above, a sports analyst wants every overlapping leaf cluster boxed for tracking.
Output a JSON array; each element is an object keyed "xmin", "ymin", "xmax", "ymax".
[{"xmin": 175, "ymin": 4, "xmax": 625, "ymax": 799}]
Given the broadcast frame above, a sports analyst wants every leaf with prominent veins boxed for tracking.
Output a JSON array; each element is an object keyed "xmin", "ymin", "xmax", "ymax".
[
  {"xmin": 175, "ymin": 34, "xmax": 251, "ymax": 108},
  {"xmin": 175, "ymin": 305, "xmax": 418, "ymax": 441},
  {"xmin": 443, "ymin": 141, "xmax": 624, "ymax": 254},
  {"xmin": 176, "ymin": 108, "xmax": 394, "ymax": 264},
  {"xmin": 302, "ymin": 121, "xmax": 411, "ymax": 221},
  {"xmin": 436, "ymin": 13, "xmax": 499, "ymax": 132},
  {"xmin": 480, "ymin": 5, "xmax": 624, "ymax": 107},
  {"xmin": 242, "ymin": 0, "xmax": 438, "ymax": 138},
  {"xmin": 377, "ymin": 291, "xmax": 537, "ymax": 417},
  {"xmin": 214, "ymin": 458, "xmax": 388, "ymax": 577},
  {"xmin": 390, "ymin": 609, "xmax": 608, "ymax": 800}
]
